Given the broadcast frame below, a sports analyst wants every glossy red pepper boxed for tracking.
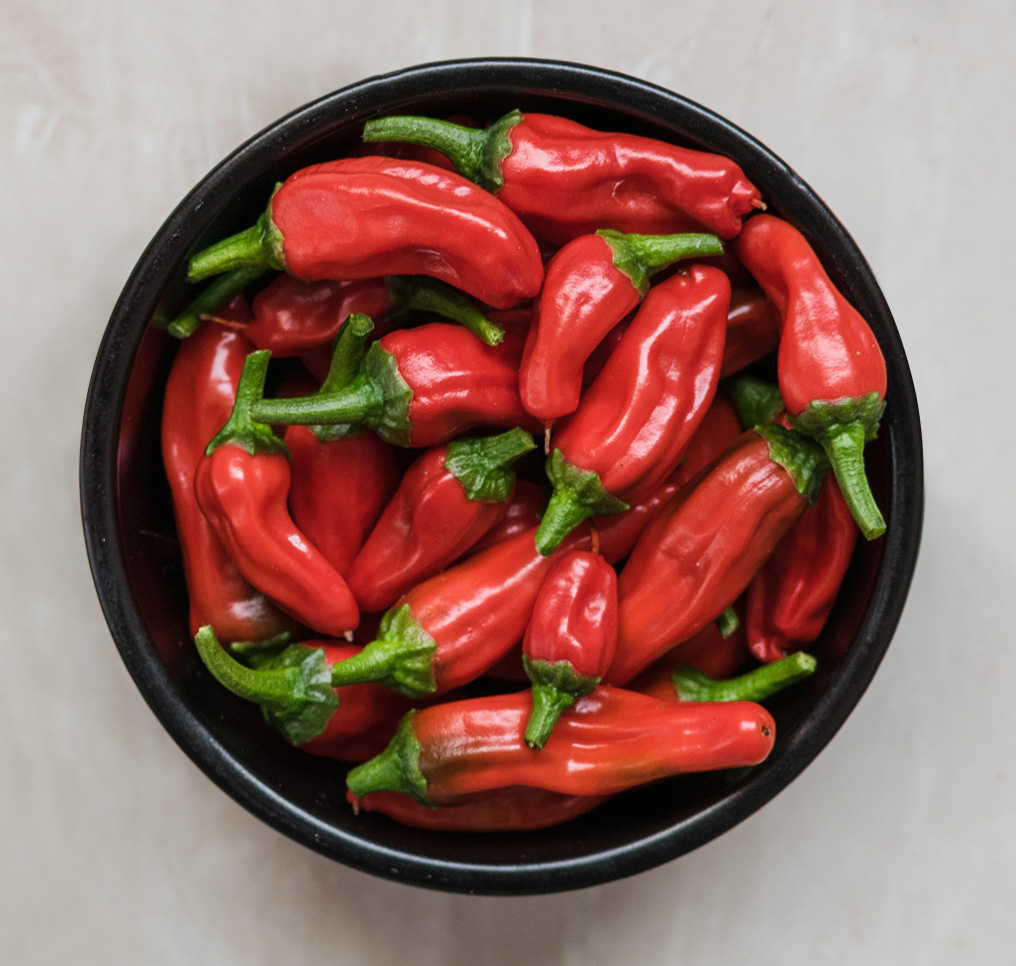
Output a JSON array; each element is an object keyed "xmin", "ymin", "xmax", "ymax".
[
  {"xmin": 720, "ymin": 287, "xmax": 782, "ymax": 378},
  {"xmin": 193, "ymin": 627, "xmax": 410, "ymax": 760},
  {"xmin": 467, "ymin": 479, "xmax": 547, "ymax": 555},
  {"xmin": 194, "ymin": 351, "xmax": 360, "ymax": 637},
  {"xmin": 606, "ymin": 425, "xmax": 828, "ymax": 685},
  {"xmin": 522, "ymin": 551, "xmax": 618, "ymax": 748},
  {"xmin": 345, "ymin": 686, "xmax": 776, "ymax": 805},
  {"xmin": 735, "ymin": 214, "xmax": 887, "ymax": 539},
  {"xmin": 535, "ymin": 265, "xmax": 730, "ymax": 554},
  {"xmin": 346, "ymin": 427, "xmax": 535, "ymax": 613},
  {"xmin": 187, "ymin": 156, "xmax": 544, "ymax": 309},
  {"xmin": 160, "ymin": 299, "xmax": 297, "ymax": 644},
  {"xmin": 348, "ymin": 786, "xmax": 608, "ymax": 831},
  {"xmin": 329, "ymin": 524, "xmax": 591, "ymax": 699},
  {"xmin": 251, "ymin": 322, "xmax": 540, "ymax": 447},
  {"xmin": 520, "ymin": 230, "xmax": 722, "ymax": 422},
  {"xmin": 362, "ymin": 111, "xmax": 762, "ymax": 243},
  {"xmin": 246, "ymin": 273, "xmax": 503, "ymax": 355}
]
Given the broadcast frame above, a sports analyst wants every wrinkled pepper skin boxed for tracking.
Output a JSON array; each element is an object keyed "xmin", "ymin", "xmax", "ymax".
[
  {"xmin": 745, "ymin": 473, "xmax": 858, "ymax": 662},
  {"xmin": 535, "ymin": 265, "xmax": 730, "ymax": 554},
  {"xmin": 607, "ymin": 426, "xmax": 827, "ymax": 685},
  {"xmin": 735, "ymin": 214, "xmax": 887, "ymax": 539},
  {"xmin": 189, "ymin": 156, "xmax": 544, "ymax": 310},
  {"xmin": 522, "ymin": 551, "xmax": 618, "ymax": 747},
  {"xmin": 348, "ymin": 786, "xmax": 608, "ymax": 831},
  {"xmin": 345, "ymin": 687, "xmax": 776, "ymax": 805},
  {"xmin": 160, "ymin": 300, "xmax": 297, "ymax": 643},
  {"xmin": 363, "ymin": 111, "xmax": 762, "ymax": 243},
  {"xmin": 720, "ymin": 287, "xmax": 782, "ymax": 378}
]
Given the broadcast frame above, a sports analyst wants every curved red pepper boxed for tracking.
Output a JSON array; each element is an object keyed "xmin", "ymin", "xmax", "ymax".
[
  {"xmin": 735, "ymin": 214, "xmax": 887, "ymax": 539},
  {"xmin": 194, "ymin": 351, "xmax": 360, "ymax": 637},
  {"xmin": 160, "ymin": 300, "xmax": 297, "ymax": 644},
  {"xmin": 362, "ymin": 111, "xmax": 762, "ymax": 243},
  {"xmin": 346, "ymin": 428, "xmax": 535, "ymax": 613},
  {"xmin": 329, "ymin": 524, "xmax": 591, "ymax": 699},
  {"xmin": 345, "ymin": 686, "xmax": 776, "ymax": 805},
  {"xmin": 720, "ymin": 286, "xmax": 782, "ymax": 378},
  {"xmin": 187, "ymin": 156, "xmax": 544, "ymax": 310},
  {"xmin": 520, "ymin": 230, "xmax": 722, "ymax": 422},
  {"xmin": 251, "ymin": 322, "xmax": 540, "ymax": 447},
  {"xmin": 522, "ymin": 550, "xmax": 618, "ymax": 748},
  {"xmin": 607, "ymin": 426, "xmax": 828, "ymax": 685},
  {"xmin": 535, "ymin": 264, "xmax": 730, "ymax": 554}
]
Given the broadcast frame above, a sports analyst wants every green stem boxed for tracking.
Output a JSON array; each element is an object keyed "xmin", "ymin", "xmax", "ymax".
[
  {"xmin": 715, "ymin": 606, "xmax": 740, "ymax": 639},
  {"xmin": 385, "ymin": 276, "xmax": 504, "ymax": 346},
  {"xmin": 346, "ymin": 711, "xmax": 431, "ymax": 805},
  {"xmin": 525, "ymin": 685, "xmax": 578, "ymax": 750},
  {"xmin": 673, "ymin": 651, "xmax": 817, "ymax": 702},
  {"xmin": 165, "ymin": 266, "xmax": 268, "ymax": 338},
  {"xmin": 318, "ymin": 314, "xmax": 374, "ymax": 395},
  {"xmin": 194, "ymin": 625, "xmax": 304, "ymax": 708},
  {"xmin": 822, "ymin": 424, "xmax": 886, "ymax": 540},
  {"xmin": 444, "ymin": 427, "xmax": 536, "ymax": 502},
  {"xmin": 726, "ymin": 374, "xmax": 786, "ymax": 430},
  {"xmin": 598, "ymin": 230, "xmax": 723, "ymax": 297},
  {"xmin": 187, "ymin": 201, "xmax": 286, "ymax": 282},
  {"xmin": 754, "ymin": 423, "xmax": 828, "ymax": 503},
  {"xmin": 206, "ymin": 350, "xmax": 289, "ymax": 457}
]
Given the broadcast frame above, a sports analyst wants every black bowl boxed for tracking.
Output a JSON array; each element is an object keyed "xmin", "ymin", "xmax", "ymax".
[{"xmin": 80, "ymin": 57, "xmax": 923, "ymax": 895}]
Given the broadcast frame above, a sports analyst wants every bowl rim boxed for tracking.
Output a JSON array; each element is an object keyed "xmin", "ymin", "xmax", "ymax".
[{"xmin": 80, "ymin": 55, "xmax": 924, "ymax": 895}]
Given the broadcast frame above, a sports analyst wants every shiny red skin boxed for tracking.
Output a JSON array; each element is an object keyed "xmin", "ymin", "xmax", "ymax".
[
  {"xmin": 346, "ymin": 444, "xmax": 512, "ymax": 613},
  {"xmin": 594, "ymin": 389, "xmax": 743, "ymax": 563},
  {"xmin": 160, "ymin": 302, "xmax": 296, "ymax": 642},
  {"xmin": 409, "ymin": 686, "xmax": 775, "ymax": 802},
  {"xmin": 607, "ymin": 431, "xmax": 810, "ymax": 685},
  {"xmin": 248, "ymin": 276, "xmax": 392, "ymax": 356},
  {"xmin": 468, "ymin": 480, "xmax": 547, "ymax": 555},
  {"xmin": 520, "ymin": 234, "xmax": 641, "ymax": 421},
  {"xmin": 523, "ymin": 551, "xmax": 618, "ymax": 680},
  {"xmin": 348, "ymin": 786, "xmax": 607, "ymax": 831},
  {"xmin": 272, "ymin": 156, "xmax": 544, "ymax": 309},
  {"xmin": 734, "ymin": 215, "xmax": 886, "ymax": 414},
  {"xmin": 720, "ymin": 287, "xmax": 782, "ymax": 378},
  {"xmin": 497, "ymin": 113, "xmax": 762, "ymax": 243},
  {"xmin": 746, "ymin": 473, "xmax": 858, "ymax": 662},
  {"xmin": 285, "ymin": 425, "xmax": 401, "ymax": 577},
  {"xmin": 402, "ymin": 524, "xmax": 591, "ymax": 695},
  {"xmin": 194, "ymin": 445, "xmax": 360, "ymax": 637},
  {"xmin": 384, "ymin": 323, "xmax": 541, "ymax": 447},
  {"xmin": 551, "ymin": 265, "xmax": 730, "ymax": 505}
]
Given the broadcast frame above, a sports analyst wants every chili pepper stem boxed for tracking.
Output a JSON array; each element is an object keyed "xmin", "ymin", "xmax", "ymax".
[
  {"xmin": 346, "ymin": 710, "xmax": 432, "ymax": 806},
  {"xmin": 386, "ymin": 276, "xmax": 504, "ymax": 346},
  {"xmin": 444, "ymin": 427, "xmax": 536, "ymax": 502},
  {"xmin": 195, "ymin": 625, "xmax": 304, "ymax": 706},
  {"xmin": 673, "ymin": 651, "xmax": 817, "ymax": 702},
  {"xmin": 165, "ymin": 266, "xmax": 268, "ymax": 338},
  {"xmin": 727, "ymin": 374, "xmax": 786, "ymax": 430},
  {"xmin": 716, "ymin": 606, "xmax": 740, "ymax": 638},
  {"xmin": 598, "ymin": 230, "xmax": 723, "ymax": 296},
  {"xmin": 525, "ymin": 686, "xmax": 578, "ymax": 749},
  {"xmin": 206, "ymin": 350, "xmax": 289, "ymax": 458},
  {"xmin": 188, "ymin": 203, "xmax": 286, "ymax": 282},
  {"xmin": 820, "ymin": 425, "xmax": 886, "ymax": 540}
]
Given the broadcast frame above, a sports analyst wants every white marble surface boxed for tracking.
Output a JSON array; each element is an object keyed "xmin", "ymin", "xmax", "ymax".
[{"xmin": 3, "ymin": 1, "xmax": 1014, "ymax": 962}]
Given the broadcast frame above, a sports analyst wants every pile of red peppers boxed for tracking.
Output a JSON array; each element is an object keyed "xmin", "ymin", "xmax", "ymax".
[{"xmin": 161, "ymin": 107, "xmax": 889, "ymax": 833}]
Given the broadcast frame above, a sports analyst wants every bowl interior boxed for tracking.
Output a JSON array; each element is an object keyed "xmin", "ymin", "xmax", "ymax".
[{"xmin": 82, "ymin": 58, "xmax": 923, "ymax": 895}]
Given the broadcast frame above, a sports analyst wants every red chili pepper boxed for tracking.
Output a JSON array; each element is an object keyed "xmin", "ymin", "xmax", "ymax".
[
  {"xmin": 247, "ymin": 274, "xmax": 503, "ymax": 356},
  {"xmin": 187, "ymin": 156, "xmax": 544, "ymax": 310},
  {"xmin": 283, "ymin": 315, "xmax": 402, "ymax": 576},
  {"xmin": 520, "ymin": 230, "xmax": 722, "ymax": 422},
  {"xmin": 606, "ymin": 425, "xmax": 828, "ymax": 685},
  {"xmin": 194, "ymin": 350, "xmax": 360, "ymax": 637},
  {"xmin": 734, "ymin": 214, "xmax": 887, "ymax": 539},
  {"xmin": 468, "ymin": 479, "xmax": 547, "ymax": 555},
  {"xmin": 329, "ymin": 524, "xmax": 591, "ymax": 699},
  {"xmin": 521, "ymin": 551, "xmax": 618, "ymax": 748},
  {"xmin": 535, "ymin": 264, "xmax": 730, "ymax": 554},
  {"xmin": 193, "ymin": 627, "xmax": 410, "ymax": 759},
  {"xmin": 250, "ymin": 322, "xmax": 539, "ymax": 447},
  {"xmin": 160, "ymin": 299, "xmax": 298, "ymax": 644},
  {"xmin": 346, "ymin": 427, "xmax": 536, "ymax": 613},
  {"xmin": 345, "ymin": 686, "xmax": 776, "ymax": 805},
  {"xmin": 362, "ymin": 111, "xmax": 762, "ymax": 243},
  {"xmin": 720, "ymin": 287, "xmax": 782, "ymax": 378},
  {"xmin": 348, "ymin": 787, "xmax": 608, "ymax": 831}
]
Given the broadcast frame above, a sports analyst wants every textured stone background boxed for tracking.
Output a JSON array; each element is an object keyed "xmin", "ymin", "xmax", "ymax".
[{"xmin": 3, "ymin": 1, "xmax": 1013, "ymax": 962}]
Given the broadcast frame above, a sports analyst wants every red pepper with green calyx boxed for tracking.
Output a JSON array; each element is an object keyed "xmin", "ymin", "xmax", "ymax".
[
  {"xmin": 283, "ymin": 315, "xmax": 401, "ymax": 576},
  {"xmin": 186, "ymin": 156, "xmax": 544, "ymax": 310},
  {"xmin": 346, "ymin": 427, "xmax": 536, "ymax": 613},
  {"xmin": 247, "ymin": 273, "xmax": 503, "ymax": 355},
  {"xmin": 520, "ymin": 230, "xmax": 722, "ymax": 422},
  {"xmin": 522, "ymin": 550, "xmax": 618, "ymax": 749},
  {"xmin": 607, "ymin": 424, "xmax": 829, "ymax": 685},
  {"xmin": 535, "ymin": 264, "xmax": 730, "ymax": 555},
  {"xmin": 194, "ymin": 349, "xmax": 360, "ymax": 637},
  {"xmin": 345, "ymin": 686, "xmax": 776, "ymax": 806},
  {"xmin": 362, "ymin": 111, "xmax": 762, "ymax": 243},
  {"xmin": 735, "ymin": 214, "xmax": 887, "ymax": 539},
  {"xmin": 250, "ymin": 322, "xmax": 538, "ymax": 448}
]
